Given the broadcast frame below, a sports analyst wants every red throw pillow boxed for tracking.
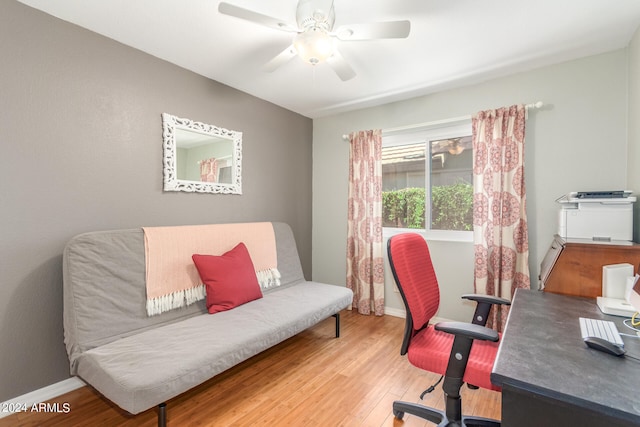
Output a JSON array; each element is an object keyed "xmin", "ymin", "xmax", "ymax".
[{"xmin": 192, "ymin": 243, "xmax": 263, "ymax": 314}]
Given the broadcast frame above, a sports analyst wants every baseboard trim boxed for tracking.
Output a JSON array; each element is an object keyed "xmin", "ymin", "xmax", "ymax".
[
  {"xmin": 384, "ymin": 306, "xmax": 406, "ymax": 318},
  {"xmin": 384, "ymin": 306, "xmax": 452, "ymax": 324},
  {"xmin": 0, "ymin": 377, "xmax": 85, "ymax": 419}
]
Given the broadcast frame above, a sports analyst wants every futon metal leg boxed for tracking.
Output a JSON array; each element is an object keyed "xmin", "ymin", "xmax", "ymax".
[
  {"xmin": 158, "ymin": 402, "xmax": 167, "ymax": 427},
  {"xmin": 333, "ymin": 313, "xmax": 340, "ymax": 337}
]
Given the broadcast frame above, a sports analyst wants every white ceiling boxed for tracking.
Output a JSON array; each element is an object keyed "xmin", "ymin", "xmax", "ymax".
[{"xmin": 17, "ymin": 0, "xmax": 640, "ymax": 118}]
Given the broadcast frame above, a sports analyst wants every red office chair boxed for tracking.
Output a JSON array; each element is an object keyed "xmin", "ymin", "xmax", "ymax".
[{"xmin": 387, "ymin": 233, "xmax": 510, "ymax": 427}]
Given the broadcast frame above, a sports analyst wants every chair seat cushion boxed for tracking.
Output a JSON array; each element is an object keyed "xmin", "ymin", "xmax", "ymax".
[{"xmin": 407, "ymin": 325, "xmax": 501, "ymax": 391}]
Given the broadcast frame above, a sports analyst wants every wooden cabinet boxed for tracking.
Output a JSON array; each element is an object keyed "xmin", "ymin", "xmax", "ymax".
[{"xmin": 540, "ymin": 235, "xmax": 640, "ymax": 298}]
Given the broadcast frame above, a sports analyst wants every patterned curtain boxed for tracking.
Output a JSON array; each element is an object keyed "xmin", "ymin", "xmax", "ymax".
[
  {"xmin": 472, "ymin": 105, "xmax": 530, "ymax": 331},
  {"xmin": 200, "ymin": 158, "xmax": 218, "ymax": 183},
  {"xmin": 346, "ymin": 130, "xmax": 385, "ymax": 316}
]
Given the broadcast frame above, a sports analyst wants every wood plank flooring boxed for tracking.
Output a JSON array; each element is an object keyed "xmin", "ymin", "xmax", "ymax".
[{"xmin": 0, "ymin": 310, "xmax": 500, "ymax": 426}]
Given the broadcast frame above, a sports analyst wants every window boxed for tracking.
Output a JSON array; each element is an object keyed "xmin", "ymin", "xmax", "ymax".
[{"xmin": 382, "ymin": 119, "xmax": 473, "ymax": 238}]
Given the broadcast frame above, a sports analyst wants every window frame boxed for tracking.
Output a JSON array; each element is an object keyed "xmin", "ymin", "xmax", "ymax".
[{"xmin": 382, "ymin": 118, "xmax": 473, "ymax": 242}]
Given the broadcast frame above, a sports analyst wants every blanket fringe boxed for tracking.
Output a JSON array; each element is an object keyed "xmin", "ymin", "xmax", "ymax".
[
  {"xmin": 146, "ymin": 269, "xmax": 280, "ymax": 316},
  {"xmin": 256, "ymin": 268, "xmax": 281, "ymax": 290},
  {"xmin": 146, "ymin": 285, "xmax": 206, "ymax": 316}
]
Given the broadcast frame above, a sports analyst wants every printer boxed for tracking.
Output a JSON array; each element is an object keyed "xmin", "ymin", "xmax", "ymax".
[{"xmin": 557, "ymin": 191, "xmax": 636, "ymax": 241}]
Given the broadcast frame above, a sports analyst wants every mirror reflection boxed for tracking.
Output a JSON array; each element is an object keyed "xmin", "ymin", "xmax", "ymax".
[
  {"xmin": 162, "ymin": 113, "xmax": 242, "ymax": 194},
  {"xmin": 175, "ymin": 128, "xmax": 234, "ymax": 184}
]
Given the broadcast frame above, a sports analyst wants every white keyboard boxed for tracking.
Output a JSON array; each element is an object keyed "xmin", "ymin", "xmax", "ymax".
[{"xmin": 579, "ymin": 317, "xmax": 624, "ymax": 347}]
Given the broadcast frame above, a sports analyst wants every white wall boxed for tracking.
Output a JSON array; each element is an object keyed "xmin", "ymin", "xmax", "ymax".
[
  {"xmin": 628, "ymin": 27, "xmax": 640, "ymax": 239},
  {"xmin": 312, "ymin": 50, "xmax": 629, "ymax": 320}
]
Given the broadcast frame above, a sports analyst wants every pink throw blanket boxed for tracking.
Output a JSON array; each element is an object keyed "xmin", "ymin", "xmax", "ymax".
[{"xmin": 143, "ymin": 222, "xmax": 280, "ymax": 316}]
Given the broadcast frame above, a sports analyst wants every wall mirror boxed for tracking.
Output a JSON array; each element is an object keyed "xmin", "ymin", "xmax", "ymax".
[{"xmin": 162, "ymin": 113, "xmax": 242, "ymax": 194}]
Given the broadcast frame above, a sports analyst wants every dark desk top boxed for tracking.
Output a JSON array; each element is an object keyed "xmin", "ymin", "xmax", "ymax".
[{"xmin": 491, "ymin": 289, "xmax": 640, "ymax": 423}]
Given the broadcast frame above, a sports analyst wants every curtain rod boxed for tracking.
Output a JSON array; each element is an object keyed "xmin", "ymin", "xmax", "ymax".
[{"xmin": 342, "ymin": 101, "xmax": 544, "ymax": 141}]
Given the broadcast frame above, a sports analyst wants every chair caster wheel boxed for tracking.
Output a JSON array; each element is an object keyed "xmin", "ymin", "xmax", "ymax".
[{"xmin": 393, "ymin": 410, "xmax": 404, "ymax": 420}]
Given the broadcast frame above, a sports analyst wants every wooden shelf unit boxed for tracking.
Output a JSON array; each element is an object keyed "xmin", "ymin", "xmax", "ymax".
[{"xmin": 540, "ymin": 235, "xmax": 640, "ymax": 298}]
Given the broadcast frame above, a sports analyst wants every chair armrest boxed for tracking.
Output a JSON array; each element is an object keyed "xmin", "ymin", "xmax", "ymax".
[
  {"xmin": 436, "ymin": 321, "xmax": 500, "ymax": 399},
  {"xmin": 462, "ymin": 294, "xmax": 511, "ymax": 326},
  {"xmin": 461, "ymin": 294, "xmax": 511, "ymax": 306},
  {"xmin": 434, "ymin": 321, "xmax": 499, "ymax": 342}
]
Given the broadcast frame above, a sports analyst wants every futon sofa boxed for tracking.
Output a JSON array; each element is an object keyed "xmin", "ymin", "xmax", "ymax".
[{"xmin": 62, "ymin": 222, "xmax": 353, "ymax": 425}]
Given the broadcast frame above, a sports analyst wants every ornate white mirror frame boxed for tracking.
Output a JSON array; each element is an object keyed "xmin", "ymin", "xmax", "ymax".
[{"xmin": 162, "ymin": 113, "xmax": 242, "ymax": 194}]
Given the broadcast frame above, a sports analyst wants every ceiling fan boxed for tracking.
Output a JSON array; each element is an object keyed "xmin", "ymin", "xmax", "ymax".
[
  {"xmin": 432, "ymin": 136, "xmax": 472, "ymax": 156},
  {"xmin": 218, "ymin": 0, "xmax": 411, "ymax": 81}
]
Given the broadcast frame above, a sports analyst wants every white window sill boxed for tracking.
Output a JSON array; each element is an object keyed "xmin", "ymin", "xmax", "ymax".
[{"xmin": 383, "ymin": 227, "xmax": 473, "ymax": 243}]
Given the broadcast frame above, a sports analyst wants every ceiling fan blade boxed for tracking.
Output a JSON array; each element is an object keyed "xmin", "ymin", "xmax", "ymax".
[
  {"xmin": 263, "ymin": 45, "xmax": 298, "ymax": 72},
  {"xmin": 218, "ymin": 2, "xmax": 297, "ymax": 32},
  {"xmin": 326, "ymin": 49, "xmax": 356, "ymax": 81},
  {"xmin": 335, "ymin": 20, "xmax": 411, "ymax": 40}
]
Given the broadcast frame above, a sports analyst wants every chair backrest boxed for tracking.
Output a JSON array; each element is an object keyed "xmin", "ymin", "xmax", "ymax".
[{"xmin": 387, "ymin": 233, "xmax": 440, "ymax": 334}]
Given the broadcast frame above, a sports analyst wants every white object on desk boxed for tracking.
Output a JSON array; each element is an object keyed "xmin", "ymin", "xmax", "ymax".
[
  {"xmin": 602, "ymin": 263, "xmax": 633, "ymax": 298},
  {"xmin": 579, "ymin": 317, "xmax": 624, "ymax": 346},
  {"xmin": 625, "ymin": 275, "xmax": 638, "ymax": 301},
  {"xmin": 596, "ymin": 297, "xmax": 636, "ymax": 317},
  {"xmin": 596, "ymin": 264, "xmax": 636, "ymax": 317}
]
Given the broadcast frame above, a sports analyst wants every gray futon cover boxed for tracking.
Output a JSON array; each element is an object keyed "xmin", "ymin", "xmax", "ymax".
[{"xmin": 62, "ymin": 222, "xmax": 353, "ymax": 414}]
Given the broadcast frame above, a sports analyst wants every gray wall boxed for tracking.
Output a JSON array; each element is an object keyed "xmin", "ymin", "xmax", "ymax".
[
  {"xmin": 0, "ymin": 1, "xmax": 312, "ymax": 402},
  {"xmin": 629, "ymin": 27, "xmax": 640, "ymax": 238},
  {"xmin": 313, "ymin": 50, "xmax": 630, "ymax": 321}
]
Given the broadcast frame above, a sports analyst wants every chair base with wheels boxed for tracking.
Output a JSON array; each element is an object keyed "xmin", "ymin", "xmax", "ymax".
[{"xmin": 393, "ymin": 401, "xmax": 500, "ymax": 427}]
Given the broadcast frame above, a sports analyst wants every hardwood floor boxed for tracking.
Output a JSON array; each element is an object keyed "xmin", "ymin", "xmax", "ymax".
[{"xmin": 0, "ymin": 310, "xmax": 501, "ymax": 426}]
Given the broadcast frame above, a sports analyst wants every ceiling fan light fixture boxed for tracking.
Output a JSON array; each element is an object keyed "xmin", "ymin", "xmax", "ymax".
[
  {"xmin": 447, "ymin": 139, "xmax": 465, "ymax": 155},
  {"xmin": 448, "ymin": 145, "xmax": 464, "ymax": 155},
  {"xmin": 293, "ymin": 28, "xmax": 334, "ymax": 65}
]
